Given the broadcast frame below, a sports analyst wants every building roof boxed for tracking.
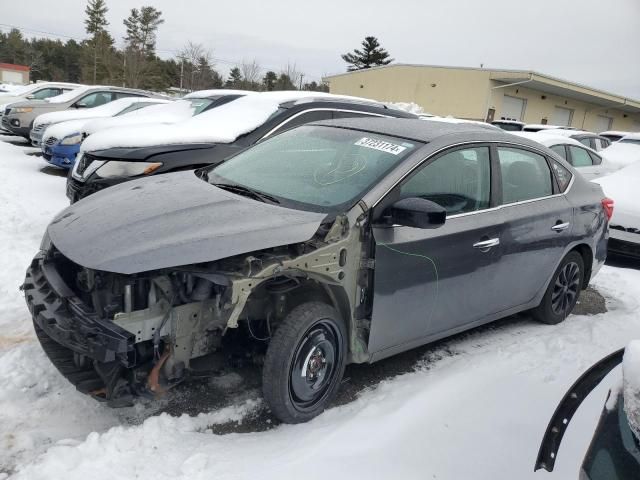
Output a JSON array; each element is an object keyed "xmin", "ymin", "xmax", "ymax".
[
  {"xmin": 0, "ymin": 63, "xmax": 30, "ymax": 72},
  {"xmin": 324, "ymin": 64, "xmax": 640, "ymax": 114}
]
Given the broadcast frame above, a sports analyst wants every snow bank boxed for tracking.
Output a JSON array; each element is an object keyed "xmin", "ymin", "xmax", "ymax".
[
  {"xmin": 600, "ymin": 142, "xmax": 640, "ymax": 170},
  {"xmin": 34, "ymin": 98, "xmax": 168, "ymax": 129},
  {"xmin": 594, "ymin": 161, "xmax": 640, "ymax": 229},
  {"xmin": 623, "ymin": 340, "xmax": 640, "ymax": 439}
]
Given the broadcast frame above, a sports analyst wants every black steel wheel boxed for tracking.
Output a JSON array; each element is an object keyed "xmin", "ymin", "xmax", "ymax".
[
  {"xmin": 262, "ymin": 301, "xmax": 347, "ymax": 423},
  {"xmin": 532, "ymin": 251, "xmax": 584, "ymax": 325}
]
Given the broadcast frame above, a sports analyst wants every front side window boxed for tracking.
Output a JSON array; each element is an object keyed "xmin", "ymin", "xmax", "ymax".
[
  {"xmin": 588, "ymin": 150, "xmax": 603, "ymax": 165},
  {"xmin": 498, "ymin": 147, "xmax": 552, "ymax": 204},
  {"xmin": 577, "ymin": 137, "xmax": 593, "ymax": 148},
  {"xmin": 400, "ymin": 147, "xmax": 491, "ymax": 215},
  {"xmin": 568, "ymin": 146, "xmax": 593, "ymax": 167},
  {"xmin": 208, "ymin": 125, "xmax": 421, "ymax": 212}
]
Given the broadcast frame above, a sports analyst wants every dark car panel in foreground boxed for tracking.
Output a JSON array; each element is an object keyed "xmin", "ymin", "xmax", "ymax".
[{"xmin": 25, "ymin": 119, "xmax": 610, "ymax": 423}]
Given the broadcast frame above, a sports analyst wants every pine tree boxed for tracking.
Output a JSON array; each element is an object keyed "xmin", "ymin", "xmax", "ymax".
[
  {"xmin": 225, "ymin": 67, "xmax": 242, "ymax": 88},
  {"xmin": 262, "ymin": 71, "xmax": 277, "ymax": 91},
  {"xmin": 341, "ymin": 36, "xmax": 393, "ymax": 71},
  {"xmin": 84, "ymin": 0, "xmax": 111, "ymax": 84},
  {"xmin": 123, "ymin": 6, "xmax": 164, "ymax": 88}
]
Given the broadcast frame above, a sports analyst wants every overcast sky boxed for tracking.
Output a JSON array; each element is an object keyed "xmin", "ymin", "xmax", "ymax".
[{"xmin": 3, "ymin": 0, "xmax": 639, "ymax": 97}]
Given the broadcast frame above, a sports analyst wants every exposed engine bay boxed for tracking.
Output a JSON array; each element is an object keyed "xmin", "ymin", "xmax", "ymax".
[{"xmin": 24, "ymin": 209, "xmax": 372, "ymax": 406}]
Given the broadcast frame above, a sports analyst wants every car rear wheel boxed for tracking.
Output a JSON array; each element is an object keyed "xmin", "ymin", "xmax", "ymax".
[
  {"xmin": 262, "ymin": 301, "xmax": 347, "ymax": 424},
  {"xmin": 532, "ymin": 251, "xmax": 584, "ymax": 325}
]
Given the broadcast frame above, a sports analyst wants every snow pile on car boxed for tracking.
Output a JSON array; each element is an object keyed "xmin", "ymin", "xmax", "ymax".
[
  {"xmin": 44, "ymin": 85, "xmax": 97, "ymax": 104},
  {"xmin": 183, "ymin": 89, "xmax": 254, "ymax": 99},
  {"xmin": 623, "ymin": 340, "xmax": 640, "ymax": 439},
  {"xmin": 594, "ymin": 161, "xmax": 640, "ymax": 229},
  {"xmin": 43, "ymin": 119, "xmax": 89, "ymax": 141},
  {"xmin": 80, "ymin": 91, "xmax": 371, "ymax": 152},
  {"xmin": 386, "ymin": 102, "xmax": 424, "ymax": 114},
  {"xmin": 82, "ymin": 99, "xmax": 196, "ymax": 136},
  {"xmin": 600, "ymin": 142, "xmax": 640, "ymax": 170},
  {"xmin": 34, "ymin": 97, "xmax": 169, "ymax": 129}
]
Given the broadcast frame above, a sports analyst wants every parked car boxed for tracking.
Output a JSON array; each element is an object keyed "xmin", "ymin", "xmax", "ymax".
[
  {"xmin": 594, "ymin": 161, "xmax": 640, "ymax": 258},
  {"xmin": 66, "ymin": 91, "xmax": 418, "ymax": 202},
  {"xmin": 0, "ymin": 82, "xmax": 82, "ymax": 133},
  {"xmin": 80, "ymin": 89, "xmax": 251, "ymax": 137},
  {"xmin": 25, "ymin": 118, "xmax": 610, "ymax": 423},
  {"xmin": 599, "ymin": 130, "xmax": 632, "ymax": 142},
  {"xmin": 514, "ymin": 132, "xmax": 611, "ymax": 180},
  {"xmin": 599, "ymin": 140, "xmax": 640, "ymax": 171},
  {"xmin": 534, "ymin": 128, "xmax": 612, "ymax": 151},
  {"xmin": 39, "ymin": 98, "xmax": 172, "ymax": 169},
  {"xmin": 2, "ymin": 85, "xmax": 160, "ymax": 139},
  {"xmin": 523, "ymin": 124, "xmax": 578, "ymax": 132},
  {"xmin": 535, "ymin": 344, "xmax": 640, "ymax": 479},
  {"xmin": 491, "ymin": 119, "xmax": 525, "ymax": 131},
  {"xmin": 618, "ymin": 132, "xmax": 640, "ymax": 146}
]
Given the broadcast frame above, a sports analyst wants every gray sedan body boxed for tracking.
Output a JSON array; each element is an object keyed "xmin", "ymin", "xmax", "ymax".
[{"xmin": 24, "ymin": 118, "xmax": 609, "ymax": 418}]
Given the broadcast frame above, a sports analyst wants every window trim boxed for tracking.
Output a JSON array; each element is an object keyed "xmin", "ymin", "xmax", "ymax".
[
  {"xmin": 262, "ymin": 107, "xmax": 387, "ymax": 139},
  {"xmin": 371, "ymin": 140, "xmax": 574, "ymax": 221}
]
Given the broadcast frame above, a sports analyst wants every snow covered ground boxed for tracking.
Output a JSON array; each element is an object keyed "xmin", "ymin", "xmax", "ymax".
[{"xmin": 1, "ymin": 133, "xmax": 640, "ymax": 479}]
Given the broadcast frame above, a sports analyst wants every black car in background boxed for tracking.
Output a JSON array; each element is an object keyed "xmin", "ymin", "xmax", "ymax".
[
  {"xmin": 26, "ymin": 118, "xmax": 611, "ymax": 423},
  {"xmin": 66, "ymin": 92, "xmax": 418, "ymax": 202}
]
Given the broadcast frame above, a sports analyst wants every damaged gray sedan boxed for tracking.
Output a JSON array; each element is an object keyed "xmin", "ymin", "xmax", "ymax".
[{"xmin": 23, "ymin": 118, "xmax": 610, "ymax": 423}]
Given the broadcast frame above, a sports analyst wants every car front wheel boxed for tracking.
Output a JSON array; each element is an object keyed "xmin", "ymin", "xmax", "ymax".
[
  {"xmin": 532, "ymin": 251, "xmax": 584, "ymax": 325},
  {"xmin": 262, "ymin": 301, "xmax": 347, "ymax": 424}
]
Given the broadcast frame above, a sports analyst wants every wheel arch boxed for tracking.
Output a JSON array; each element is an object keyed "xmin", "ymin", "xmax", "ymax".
[{"xmin": 571, "ymin": 243, "xmax": 594, "ymax": 289}]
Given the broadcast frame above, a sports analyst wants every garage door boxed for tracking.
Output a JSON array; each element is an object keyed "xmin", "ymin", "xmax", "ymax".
[
  {"xmin": 552, "ymin": 107, "xmax": 574, "ymax": 127},
  {"xmin": 1, "ymin": 71, "xmax": 23, "ymax": 84},
  {"xmin": 594, "ymin": 115, "xmax": 613, "ymax": 132},
  {"xmin": 501, "ymin": 95, "xmax": 526, "ymax": 121}
]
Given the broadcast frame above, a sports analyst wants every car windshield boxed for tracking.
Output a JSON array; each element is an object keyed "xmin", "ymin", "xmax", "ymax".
[
  {"xmin": 188, "ymin": 98, "xmax": 215, "ymax": 115},
  {"xmin": 206, "ymin": 125, "xmax": 421, "ymax": 213}
]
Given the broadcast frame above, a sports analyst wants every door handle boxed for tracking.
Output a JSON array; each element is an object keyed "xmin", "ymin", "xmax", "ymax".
[
  {"xmin": 551, "ymin": 222, "xmax": 570, "ymax": 232},
  {"xmin": 473, "ymin": 238, "xmax": 500, "ymax": 249}
]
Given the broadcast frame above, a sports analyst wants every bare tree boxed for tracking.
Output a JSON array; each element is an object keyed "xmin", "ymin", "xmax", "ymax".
[
  {"xmin": 178, "ymin": 41, "xmax": 214, "ymax": 91},
  {"xmin": 281, "ymin": 62, "xmax": 303, "ymax": 90},
  {"xmin": 240, "ymin": 59, "xmax": 262, "ymax": 90}
]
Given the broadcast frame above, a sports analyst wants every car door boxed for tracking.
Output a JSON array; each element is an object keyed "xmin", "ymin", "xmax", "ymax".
[
  {"xmin": 368, "ymin": 145, "xmax": 508, "ymax": 356},
  {"xmin": 497, "ymin": 145, "xmax": 574, "ymax": 308},
  {"xmin": 567, "ymin": 144, "xmax": 603, "ymax": 179}
]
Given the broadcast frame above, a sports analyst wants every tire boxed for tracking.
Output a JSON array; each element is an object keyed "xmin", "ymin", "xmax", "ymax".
[
  {"xmin": 532, "ymin": 251, "xmax": 584, "ymax": 325},
  {"xmin": 262, "ymin": 301, "xmax": 347, "ymax": 424}
]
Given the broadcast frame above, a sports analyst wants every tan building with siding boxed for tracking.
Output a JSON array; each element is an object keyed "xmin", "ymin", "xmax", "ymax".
[{"xmin": 325, "ymin": 64, "xmax": 640, "ymax": 132}]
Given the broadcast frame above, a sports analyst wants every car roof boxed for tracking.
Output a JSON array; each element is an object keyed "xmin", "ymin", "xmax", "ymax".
[
  {"xmin": 621, "ymin": 132, "xmax": 640, "ymax": 140},
  {"xmin": 309, "ymin": 117, "xmax": 525, "ymax": 144},
  {"xmin": 512, "ymin": 131, "xmax": 596, "ymax": 149}
]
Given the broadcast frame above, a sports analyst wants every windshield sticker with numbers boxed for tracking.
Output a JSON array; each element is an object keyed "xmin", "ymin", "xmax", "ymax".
[{"xmin": 354, "ymin": 137, "xmax": 408, "ymax": 155}]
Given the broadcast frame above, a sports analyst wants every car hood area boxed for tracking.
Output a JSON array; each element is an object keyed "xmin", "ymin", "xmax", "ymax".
[{"xmin": 47, "ymin": 171, "xmax": 327, "ymax": 274}]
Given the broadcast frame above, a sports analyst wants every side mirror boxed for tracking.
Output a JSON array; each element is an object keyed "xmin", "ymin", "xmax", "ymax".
[
  {"xmin": 26, "ymin": 94, "xmax": 35, "ymax": 100},
  {"xmin": 75, "ymin": 102, "xmax": 88, "ymax": 108},
  {"xmin": 385, "ymin": 197, "xmax": 446, "ymax": 229}
]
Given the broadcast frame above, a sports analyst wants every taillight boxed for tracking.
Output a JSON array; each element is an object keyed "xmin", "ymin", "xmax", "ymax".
[{"xmin": 602, "ymin": 197, "xmax": 614, "ymax": 221}]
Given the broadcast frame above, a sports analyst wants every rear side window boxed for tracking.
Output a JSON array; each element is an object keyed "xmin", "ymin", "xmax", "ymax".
[
  {"xmin": 77, "ymin": 91, "xmax": 115, "ymax": 107},
  {"xmin": 550, "ymin": 144, "xmax": 567, "ymax": 160},
  {"xmin": 568, "ymin": 146, "xmax": 593, "ymax": 167},
  {"xmin": 551, "ymin": 161, "xmax": 572, "ymax": 192},
  {"xmin": 578, "ymin": 138, "xmax": 591, "ymax": 148},
  {"xmin": 497, "ymin": 147, "xmax": 553, "ymax": 204},
  {"xmin": 588, "ymin": 150, "xmax": 602, "ymax": 165},
  {"xmin": 32, "ymin": 88, "xmax": 62, "ymax": 99},
  {"xmin": 400, "ymin": 147, "xmax": 491, "ymax": 215}
]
